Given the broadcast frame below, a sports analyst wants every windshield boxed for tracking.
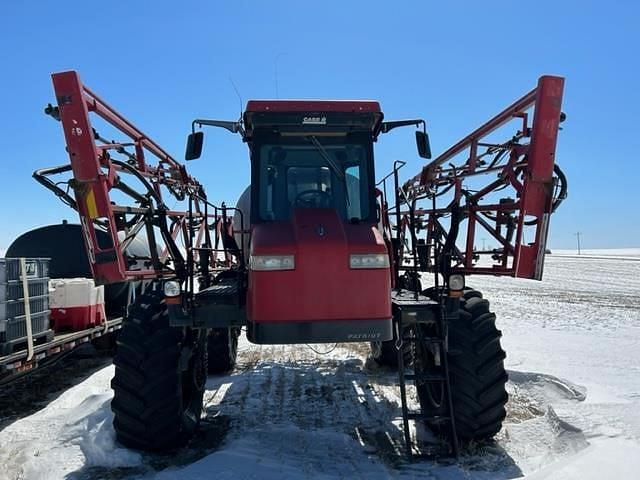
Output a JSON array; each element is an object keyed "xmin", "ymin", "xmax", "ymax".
[{"xmin": 253, "ymin": 135, "xmax": 373, "ymax": 222}]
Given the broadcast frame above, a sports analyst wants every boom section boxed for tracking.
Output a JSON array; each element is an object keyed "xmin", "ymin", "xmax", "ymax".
[
  {"xmin": 40, "ymin": 70, "xmax": 243, "ymax": 286},
  {"xmin": 385, "ymin": 75, "xmax": 566, "ymax": 280}
]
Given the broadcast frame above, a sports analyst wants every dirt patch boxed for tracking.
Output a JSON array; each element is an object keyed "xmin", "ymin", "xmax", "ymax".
[
  {"xmin": 505, "ymin": 384, "xmax": 545, "ymax": 423},
  {"xmin": 0, "ymin": 345, "xmax": 113, "ymax": 431},
  {"xmin": 145, "ymin": 414, "xmax": 232, "ymax": 471}
]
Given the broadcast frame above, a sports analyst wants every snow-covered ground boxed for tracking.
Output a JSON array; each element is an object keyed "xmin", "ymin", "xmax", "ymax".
[
  {"xmin": 551, "ymin": 248, "xmax": 640, "ymax": 256},
  {"xmin": 550, "ymin": 248, "xmax": 640, "ymax": 261},
  {"xmin": 0, "ymin": 254, "xmax": 639, "ymax": 479}
]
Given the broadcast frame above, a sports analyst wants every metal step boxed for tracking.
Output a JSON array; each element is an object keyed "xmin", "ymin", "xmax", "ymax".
[
  {"xmin": 395, "ymin": 308, "xmax": 460, "ymax": 460},
  {"xmin": 406, "ymin": 413, "xmax": 451, "ymax": 422},
  {"xmin": 408, "ymin": 447, "xmax": 456, "ymax": 460},
  {"xmin": 404, "ymin": 373, "xmax": 445, "ymax": 382},
  {"xmin": 403, "ymin": 335, "xmax": 443, "ymax": 343}
]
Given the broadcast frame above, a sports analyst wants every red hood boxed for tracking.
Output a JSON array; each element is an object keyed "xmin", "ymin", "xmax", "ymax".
[
  {"xmin": 247, "ymin": 208, "xmax": 391, "ymax": 323},
  {"xmin": 250, "ymin": 208, "xmax": 386, "ymax": 256}
]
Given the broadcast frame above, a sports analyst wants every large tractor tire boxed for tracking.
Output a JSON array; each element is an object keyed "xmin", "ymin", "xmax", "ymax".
[
  {"xmin": 416, "ymin": 289, "xmax": 508, "ymax": 442},
  {"xmin": 111, "ymin": 289, "xmax": 208, "ymax": 451},
  {"xmin": 207, "ymin": 327, "xmax": 239, "ymax": 374},
  {"xmin": 370, "ymin": 328, "xmax": 414, "ymax": 368}
]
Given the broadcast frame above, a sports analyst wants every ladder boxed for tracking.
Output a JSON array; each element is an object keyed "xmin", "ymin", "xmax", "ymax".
[{"xmin": 393, "ymin": 292, "xmax": 460, "ymax": 460}]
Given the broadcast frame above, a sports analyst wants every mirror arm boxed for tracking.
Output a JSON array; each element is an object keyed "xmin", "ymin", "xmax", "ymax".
[
  {"xmin": 192, "ymin": 119, "xmax": 243, "ymax": 135},
  {"xmin": 380, "ymin": 119, "xmax": 426, "ymax": 134}
]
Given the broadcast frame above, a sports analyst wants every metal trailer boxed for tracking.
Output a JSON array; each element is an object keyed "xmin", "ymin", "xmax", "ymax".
[
  {"xmin": 36, "ymin": 71, "xmax": 566, "ymax": 458},
  {"xmin": 0, "ymin": 256, "xmax": 126, "ymax": 384},
  {"xmin": 0, "ymin": 317, "xmax": 122, "ymax": 384}
]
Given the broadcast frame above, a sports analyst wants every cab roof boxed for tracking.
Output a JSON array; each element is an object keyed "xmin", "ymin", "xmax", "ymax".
[
  {"xmin": 245, "ymin": 100, "xmax": 382, "ymax": 114},
  {"xmin": 243, "ymin": 100, "xmax": 384, "ymax": 138}
]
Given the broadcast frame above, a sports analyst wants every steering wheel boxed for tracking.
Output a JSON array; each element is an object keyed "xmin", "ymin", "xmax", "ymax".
[{"xmin": 294, "ymin": 189, "xmax": 332, "ymax": 208}]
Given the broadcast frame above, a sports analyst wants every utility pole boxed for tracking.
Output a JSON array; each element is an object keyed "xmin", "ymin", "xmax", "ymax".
[{"xmin": 574, "ymin": 232, "xmax": 582, "ymax": 255}]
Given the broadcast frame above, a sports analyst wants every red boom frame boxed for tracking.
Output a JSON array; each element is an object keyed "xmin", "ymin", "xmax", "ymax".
[
  {"xmin": 386, "ymin": 75, "xmax": 565, "ymax": 280},
  {"xmin": 41, "ymin": 71, "xmax": 242, "ymax": 285}
]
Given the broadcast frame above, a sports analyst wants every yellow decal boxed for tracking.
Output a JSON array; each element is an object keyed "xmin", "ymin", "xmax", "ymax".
[{"xmin": 86, "ymin": 188, "xmax": 99, "ymax": 219}]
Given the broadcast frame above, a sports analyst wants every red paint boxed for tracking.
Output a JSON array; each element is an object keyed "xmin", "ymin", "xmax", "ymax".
[
  {"xmin": 247, "ymin": 209, "xmax": 391, "ymax": 323},
  {"xmin": 515, "ymin": 76, "xmax": 565, "ymax": 278},
  {"xmin": 52, "ymin": 72, "xmax": 127, "ymax": 283},
  {"xmin": 50, "ymin": 305, "xmax": 104, "ymax": 332}
]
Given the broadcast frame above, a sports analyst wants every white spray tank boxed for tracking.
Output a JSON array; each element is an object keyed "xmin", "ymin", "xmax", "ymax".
[{"xmin": 233, "ymin": 185, "xmax": 251, "ymax": 264}]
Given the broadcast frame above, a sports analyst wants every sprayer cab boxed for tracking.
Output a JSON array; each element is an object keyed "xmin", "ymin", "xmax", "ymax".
[
  {"xmin": 183, "ymin": 100, "xmax": 431, "ymax": 344},
  {"xmin": 243, "ymin": 100, "xmax": 383, "ymax": 224},
  {"xmin": 242, "ymin": 101, "xmax": 390, "ymax": 343}
]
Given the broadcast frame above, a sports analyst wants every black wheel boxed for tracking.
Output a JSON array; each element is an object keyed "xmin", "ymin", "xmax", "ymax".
[
  {"xmin": 207, "ymin": 327, "xmax": 239, "ymax": 374},
  {"xmin": 92, "ymin": 330, "xmax": 118, "ymax": 353},
  {"xmin": 111, "ymin": 289, "xmax": 208, "ymax": 451},
  {"xmin": 370, "ymin": 327, "xmax": 414, "ymax": 368},
  {"xmin": 416, "ymin": 289, "xmax": 508, "ymax": 442}
]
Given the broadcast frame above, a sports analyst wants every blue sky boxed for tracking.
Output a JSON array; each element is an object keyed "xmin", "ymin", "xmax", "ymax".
[{"xmin": 0, "ymin": 1, "xmax": 638, "ymax": 250}]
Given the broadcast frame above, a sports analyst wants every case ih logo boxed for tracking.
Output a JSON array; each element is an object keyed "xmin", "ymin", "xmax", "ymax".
[{"xmin": 302, "ymin": 116, "xmax": 327, "ymax": 125}]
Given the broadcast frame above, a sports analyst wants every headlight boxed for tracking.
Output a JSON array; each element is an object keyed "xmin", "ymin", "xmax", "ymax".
[
  {"xmin": 250, "ymin": 254, "xmax": 295, "ymax": 271},
  {"xmin": 349, "ymin": 253, "xmax": 390, "ymax": 269},
  {"xmin": 449, "ymin": 274, "xmax": 465, "ymax": 291},
  {"xmin": 164, "ymin": 280, "xmax": 181, "ymax": 297}
]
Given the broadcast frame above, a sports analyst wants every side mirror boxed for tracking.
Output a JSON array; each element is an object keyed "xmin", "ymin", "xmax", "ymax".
[
  {"xmin": 416, "ymin": 131, "xmax": 432, "ymax": 159},
  {"xmin": 185, "ymin": 131, "xmax": 204, "ymax": 161}
]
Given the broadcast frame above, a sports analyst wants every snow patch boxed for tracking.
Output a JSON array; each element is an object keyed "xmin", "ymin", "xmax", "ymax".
[
  {"xmin": 153, "ymin": 425, "xmax": 390, "ymax": 480},
  {"xmin": 61, "ymin": 393, "xmax": 141, "ymax": 468},
  {"xmin": 508, "ymin": 371, "xmax": 587, "ymax": 403},
  {"xmin": 524, "ymin": 438, "xmax": 640, "ymax": 479},
  {"xmin": 0, "ymin": 366, "xmax": 142, "ymax": 480}
]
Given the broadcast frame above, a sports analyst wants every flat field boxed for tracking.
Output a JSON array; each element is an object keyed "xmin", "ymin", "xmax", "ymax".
[{"xmin": 0, "ymin": 252, "xmax": 639, "ymax": 479}]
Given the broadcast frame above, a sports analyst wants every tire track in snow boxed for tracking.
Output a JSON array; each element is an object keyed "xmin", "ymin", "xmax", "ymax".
[
  {"xmin": 202, "ymin": 342, "xmax": 412, "ymax": 473},
  {"xmin": 200, "ymin": 340, "xmax": 593, "ymax": 478}
]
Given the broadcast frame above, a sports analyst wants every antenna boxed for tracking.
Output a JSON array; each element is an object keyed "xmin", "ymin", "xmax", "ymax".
[
  {"xmin": 229, "ymin": 77, "xmax": 243, "ymax": 119},
  {"xmin": 275, "ymin": 53, "xmax": 286, "ymax": 99}
]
